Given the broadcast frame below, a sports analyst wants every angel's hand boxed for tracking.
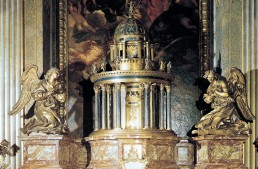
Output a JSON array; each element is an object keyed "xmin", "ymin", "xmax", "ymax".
[
  {"xmin": 32, "ymin": 91, "xmax": 44, "ymax": 100},
  {"xmin": 204, "ymin": 95, "xmax": 212, "ymax": 103},
  {"xmin": 203, "ymin": 94, "xmax": 208, "ymax": 98}
]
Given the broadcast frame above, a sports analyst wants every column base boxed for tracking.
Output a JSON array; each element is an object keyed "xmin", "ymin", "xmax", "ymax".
[{"xmin": 192, "ymin": 135, "xmax": 248, "ymax": 169}]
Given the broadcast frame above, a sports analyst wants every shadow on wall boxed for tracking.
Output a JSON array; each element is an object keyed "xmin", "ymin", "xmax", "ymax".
[
  {"xmin": 187, "ymin": 76, "xmax": 210, "ymax": 137},
  {"xmin": 80, "ymin": 79, "xmax": 94, "ymax": 137},
  {"xmin": 68, "ymin": 63, "xmax": 94, "ymax": 138},
  {"xmin": 187, "ymin": 65, "xmax": 222, "ymax": 137}
]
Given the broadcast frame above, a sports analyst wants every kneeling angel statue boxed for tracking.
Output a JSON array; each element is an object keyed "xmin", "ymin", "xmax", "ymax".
[
  {"xmin": 9, "ymin": 65, "xmax": 69, "ymax": 135},
  {"xmin": 192, "ymin": 68, "xmax": 255, "ymax": 136}
]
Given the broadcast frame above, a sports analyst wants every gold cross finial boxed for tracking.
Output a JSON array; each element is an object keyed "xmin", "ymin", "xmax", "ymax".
[{"xmin": 129, "ymin": 0, "xmax": 134, "ymax": 18}]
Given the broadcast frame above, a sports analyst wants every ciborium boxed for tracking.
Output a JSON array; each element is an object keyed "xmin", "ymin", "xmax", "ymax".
[{"xmin": 86, "ymin": 2, "xmax": 180, "ymax": 168}]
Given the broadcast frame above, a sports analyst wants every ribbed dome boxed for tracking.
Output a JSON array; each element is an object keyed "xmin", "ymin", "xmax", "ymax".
[{"xmin": 114, "ymin": 18, "xmax": 146, "ymax": 42}]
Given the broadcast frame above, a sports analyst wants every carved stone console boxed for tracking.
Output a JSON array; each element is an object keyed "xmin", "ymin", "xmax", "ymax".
[{"xmin": 192, "ymin": 135, "xmax": 248, "ymax": 169}]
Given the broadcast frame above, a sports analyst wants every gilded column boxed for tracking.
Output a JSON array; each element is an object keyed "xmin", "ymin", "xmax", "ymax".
[
  {"xmin": 106, "ymin": 85, "xmax": 111, "ymax": 129},
  {"xmin": 159, "ymin": 84, "xmax": 164, "ymax": 130},
  {"xmin": 146, "ymin": 42, "xmax": 150, "ymax": 59},
  {"xmin": 121, "ymin": 84, "xmax": 126, "ymax": 129},
  {"xmin": 139, "ymin": 84, "xmax": 144, "ymax": 128},
  {"xmin": 166, "ymin": 85, "xmax": 172, "ymax": 130},
  {"xmin": 115, "ymin": 83, "xmax": 121, "ymax": 128},
  {"xmin": 118, "ymin": 43, "xmax": 122, "ymax": 58},
  {"xmin": 114, "ymin": 43, "xmax": 117, "ymax": 58},
  {"xmin": 150, "ymin": 44, "xmax": 154, "ymax": 60},
  {"xmin": 122, "ymin": 42, "xmax": 126, "ymax": 58},
  {"xmin": 94, "ymin": 85, "xmax": 100, "ymax": 130},
  {"xmin": 164, "ymin": 92, "xmax": 167, "ymax": 129},
  {"xmin": 110, "ymin": 45, "xmax": 114, "ymax": 61},
  {"xmin": 101, "ymin": 85, "xmax": 107, "ymax": 129},
  {"xmin": 150, "ymin": 84, "xmax": 155, "ymax": 128},
  {"xmin": 113, "ymin": 84, "xmax": 116, "ymax": 128},
  {"xmin": 144, "ymin": 83, "xmax": 150, "ymax": 128},
  {"xmin": 138, "ymin": 41, "xmax": 142, "ymax": 57}
]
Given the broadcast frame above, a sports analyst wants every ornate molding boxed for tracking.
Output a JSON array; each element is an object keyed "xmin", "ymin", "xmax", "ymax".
[
  {"xmin": 90, "ymin": 70, "xmax": 174, "ymax": 85},
  {"xmin": 199, "ymin": 0, "xmax": 213, "ymax": 75},
  {"xmin": 58, "ymin": 0, "xmax": 68, "ymax": 126},
  {"xmin": 58, "ymin": 0, "xmax": 68, "ymax": 71}
]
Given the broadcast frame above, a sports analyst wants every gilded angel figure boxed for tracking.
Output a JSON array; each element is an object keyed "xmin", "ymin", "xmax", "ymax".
[
  {"xmin": 9, "ymin": 66, "xmax": 69, "ymax": 135},
  {"xmin": 192, "ymin": 68, "xmax": 255, "ymax": 136}
]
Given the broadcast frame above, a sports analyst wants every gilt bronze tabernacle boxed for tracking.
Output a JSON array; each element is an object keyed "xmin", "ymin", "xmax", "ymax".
[{"xmin": 86, "ymin": 3, "xmax": 180, "ymax": 169}]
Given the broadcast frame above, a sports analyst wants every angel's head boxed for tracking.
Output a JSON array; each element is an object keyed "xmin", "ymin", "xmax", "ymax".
[
  {"xmin": 203, "ymin": 70, "xmax": 217, "ymax": 83},
  {"xmin": 229, "ymin": 67, "xmax": 245, "ymax": 85},
  {"xmin": 45, "ymin": 68, "xmax": 60, "ymax": 86}
]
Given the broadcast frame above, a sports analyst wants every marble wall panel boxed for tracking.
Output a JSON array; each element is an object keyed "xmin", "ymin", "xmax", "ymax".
[{"xmin": 213, "ymin": 0, "xmax": 258, "ymax": 168}]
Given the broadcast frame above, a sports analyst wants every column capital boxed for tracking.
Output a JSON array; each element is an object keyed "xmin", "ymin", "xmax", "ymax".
[
  {"xmin": 100, "ymin": 84, "xmax": 106, "ymax": 91},
  {"xmin": 93, "ymin": 85, "xmax": 100, "ymax": 93},
  {"xmin": 160, "ymin": 83, "xmax": 165, "ymax": 90},
  {"xmin": 114, "ymin": 83, "xmax": 121, "ymax": 89},
  {"xmin": 143, "ymin": 82, "xmax": 151, "ymax": 89},
  {"xmin": 121, "ymin": 84, "xmax": 126, "ymax": 90},
  {"xmin": 165, "ymin": 85, "xmax": 171, "ymax": 92},
  {"xmin": 106, "ymin": 85, "xmax": 112, "ymax": 94}
]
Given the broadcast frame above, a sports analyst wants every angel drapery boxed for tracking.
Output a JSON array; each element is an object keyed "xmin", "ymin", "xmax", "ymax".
[
  {"xmin": 9, "ymin": 66, "xmax": 69, "ymax": 135},
  {"xmin": 192, "ymin": 67, "xmax": 255, "ymax": 136}
]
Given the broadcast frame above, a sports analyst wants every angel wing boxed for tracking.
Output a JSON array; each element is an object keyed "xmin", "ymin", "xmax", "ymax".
[
  {"xmin": 228, "ymin": 67, "xmax": 255, "ymax": 122},
  {"xmin": 9, "ymin": 65, "xmax": 41, "ymax": 115}
]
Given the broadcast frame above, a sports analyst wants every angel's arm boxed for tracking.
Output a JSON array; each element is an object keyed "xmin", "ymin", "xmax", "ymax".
[
  {"xmin": 213, "ymin": 80, "xmax": 230, "ymax": 97},
  {"xmin": 31, "ymin": 85, "xmax": 51, "ymax": 101}
]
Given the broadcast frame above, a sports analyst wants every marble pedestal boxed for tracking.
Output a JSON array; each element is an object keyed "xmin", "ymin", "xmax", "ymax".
[
  {"xmin": 192, "ymin": 135, "xmax": 248, "ymax": 169},
  {"xmin": 86, "ymin": 129, "xmax": 180, "ymax": 169},
  {"xmin": 175, "ymin": 139, "xmax": 194, "ymax": 169},
  {"xmin": 20, "ymin": 135, "xmax": 87, "ymax": 169}
]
